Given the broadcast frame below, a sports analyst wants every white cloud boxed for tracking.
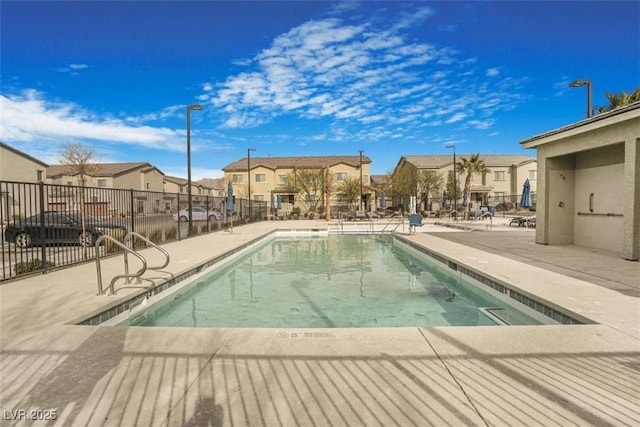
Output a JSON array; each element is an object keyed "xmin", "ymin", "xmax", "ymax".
[
  {"xmin": 486, "ymin": 67, "xmax": 500, "ymax": 77},
  {"xmin": 56, "ymin": 64, "xmax": 89, "ymax": 74},
  {"xmin": 0, "ymin": 90, "xmax": 186, "ymax": 152}
]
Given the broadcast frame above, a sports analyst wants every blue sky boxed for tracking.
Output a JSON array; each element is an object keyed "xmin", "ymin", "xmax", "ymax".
[{"xmin": 1, "ymin": 1, "xmax": 639, "ymax": 179}]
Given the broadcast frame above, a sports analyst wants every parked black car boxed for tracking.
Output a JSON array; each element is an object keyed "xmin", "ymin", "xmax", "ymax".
[{"xmin": 4, "ymin": 211, "xmax": 127, "ymax": 248}]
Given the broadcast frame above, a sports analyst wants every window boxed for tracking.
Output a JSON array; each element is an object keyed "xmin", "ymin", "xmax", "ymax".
[
  {"xmin": 362, "ymin": 175, "xmax": 369, "ymax": 184},
  {"xmin": 494, "ymin": 192, "xmax": 505, "ymax": 200},
  {"xmin": 37, "ymin": 170, "xmax": 44, "ymax": 182},
  {"xmin": 255, "ymin": 174, "xmax": 266, "ymax": 183},
  {"xmin": 336, "ymin": 172, "xmax": 347, "ymax": 182},
  {"xmin": 67, "ymin": 181, "xmax": 73, "ymax": 186},
  {"xmin": 146, "ymin": 183, "xmax": 150, "ymax": 190},
  {"xmin": 97, "ymin": 179, "xmax": 107, "ymax": 188},
  {"xmin": 494, "ymin": 171, "xmax": 505, "ymax": 181},
  {"xmin": 529, "ymin": 170, "xmax": 537, "ymax": 181},
  {"xmin": 232, "ymin": 174, "xmax": 243, "ymax": 183},
  {"xmin": 254, "ymin": 194, "xmax": 264, "ymax": 201},
  {"xmin": 277, "ymin": 174, "xmax": 286, "ymax": 184}
]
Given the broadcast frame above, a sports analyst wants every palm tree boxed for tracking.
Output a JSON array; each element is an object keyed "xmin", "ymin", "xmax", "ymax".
[
  {"xmin": 456, "ymin": 154, "xmax": 491, "ymax": 212},
  {"xmin": 597, "ymin": 87, "xmax": 640, "ymax": 113}
]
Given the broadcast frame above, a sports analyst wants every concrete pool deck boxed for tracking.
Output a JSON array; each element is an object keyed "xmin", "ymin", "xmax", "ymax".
[{"xmin": 1, "ymin": 218, "xmax": 638, "ymax": 426}]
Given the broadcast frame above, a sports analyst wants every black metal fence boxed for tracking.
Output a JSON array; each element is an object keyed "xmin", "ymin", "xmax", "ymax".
[{"xmin": 1, "ymin": 180, "xmax": 267, "ymax": 282}]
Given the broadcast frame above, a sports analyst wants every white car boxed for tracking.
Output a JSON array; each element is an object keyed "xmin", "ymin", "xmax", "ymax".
[{"xmin": 173, "ymin": 207, "xmax": 222, "ymax": 222}]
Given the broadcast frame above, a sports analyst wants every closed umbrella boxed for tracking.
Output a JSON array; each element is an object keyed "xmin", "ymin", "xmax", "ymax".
[
  {"xmin": 226, "ymin": 182, "xmax": 235, "ymax": 212},
  {"xmin": 442, "ymin": 191, "xmax": 448, "ymax": 209},
  {"xmin": 277, "ymin": 195, "xmax": 282, "ymax": 209},
  {"xmin": 270, "ymin": 192, "xmax": 275, "ymax": 213},
  {"xmin": 380, "ymin": 191, "xmax": 386, "ymax": 209},
  {"xmin": 520, "ymin": 178, "xmax": 531, "ymax": 209}
]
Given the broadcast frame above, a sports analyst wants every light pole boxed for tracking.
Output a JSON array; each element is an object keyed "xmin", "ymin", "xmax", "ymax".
[
  {"xmin": 247, "ymin": 147, "xmax": 256, "ymax": 221},
  {"xmin": 359, "ymin": 150, "xmax": 364, "ymax": 211},
  {"xmin": 446, "ymin": 143, "xmax": 457, "ymax": 217},
  {"xmin": 569, "ymin": 79, "xmax": 592, "ymax": 118},
  {"xmin": 186, "ymin": 104, "xmax": 203, "ymax": 236}
]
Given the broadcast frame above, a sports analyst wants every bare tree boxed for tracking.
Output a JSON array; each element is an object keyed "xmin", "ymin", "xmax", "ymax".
[
  {"xmin": 282, "ymin": 168, "xmax": 326, "ymax": 214},
  {"xmin": 60, "ymin": 142, "xmax": 97, "ymax": 258},
  {"xmin": 417, "ymin": 170, "xmax": 444, "ymax": 211}
]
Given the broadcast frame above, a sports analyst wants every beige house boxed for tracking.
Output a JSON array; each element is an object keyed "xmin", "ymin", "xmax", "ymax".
[
  {"xmin": 521, "ymin": 102, "xmax": 639, "ymax": 260},
  {"xmin": 46, "ymin": 162, "xmax": 166, "ymax": 215},
  {"xmin": 47, "ymin": 162, "xmax": 165, "ymax": 191},
  {"xmin": 222, "ymin": 155, "xmax": 372, "ymax": 216},
  {"xmin": 0, "ymin": 142, "xmax": 49, "ymax": 183},
  {"xmin": 0, "ymin": 142, "xmax": 50, "ymax": 219},
  {"xmin": 392, "ymin": 155, "xmax": 537, "ymax": 212},
  {"xmin": 163, "ymin": 176, "xmax": 223, "ymax": 212}
]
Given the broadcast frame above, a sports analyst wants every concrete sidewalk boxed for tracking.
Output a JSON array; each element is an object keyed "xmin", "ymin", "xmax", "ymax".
[{"xmin": 1, "ymin": 220, "xmax": 638, "ymax": 426}]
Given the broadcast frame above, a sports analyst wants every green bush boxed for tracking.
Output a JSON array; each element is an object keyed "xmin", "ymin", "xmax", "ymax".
[{"xmin": 14, "ymin": 259, "xmax": 56, "ymax": 275}]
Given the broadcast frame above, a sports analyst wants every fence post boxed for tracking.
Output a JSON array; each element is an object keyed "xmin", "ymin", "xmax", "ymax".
[
  {"xmin": 129, "ymin": 189, "xmax": 135, "ymax": 233},
  {"xmin": 176, "ymin": 192, "xmax": 181, "ymax": 240},
  {"xmin": 38, "ymin": 182, "xmax": 48, "ymax": 272}
]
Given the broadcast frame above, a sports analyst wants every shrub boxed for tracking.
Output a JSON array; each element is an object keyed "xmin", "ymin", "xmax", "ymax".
[
  {"xmin": 104, "ymin": 228, "xmax": 126, "ymax": 254},
  {"xmin": 148, "ymin": 228, "xmax": 163, "ymax": 244},
  {"xmin": 14, "ymin": 259, "xmax": 55, "ymax": 275}
]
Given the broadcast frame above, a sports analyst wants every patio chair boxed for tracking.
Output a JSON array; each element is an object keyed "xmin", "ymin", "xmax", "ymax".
[
  {"xmin": 366, "ymin": 211, "xmax": 378, "ymax": 220},
  {"xmin": 409, "ymin": 214, "xmax": 423, "ymax": 234},
  {"xmin": 355, "ymin": 211, "xmax": 367, "ymax": 220},
  {"xmin": 509, "ymin": 217, "xmax": 525, "ymax": 227}
]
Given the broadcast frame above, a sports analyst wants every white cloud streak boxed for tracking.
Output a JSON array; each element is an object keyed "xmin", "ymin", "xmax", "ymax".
[
  {"xmin": 0, "ymin": 90, "xmax": 187, "ymax": 152},
  {"xmin": 210, "ymin": 11, "xmax": 526, "ymax": 136}
]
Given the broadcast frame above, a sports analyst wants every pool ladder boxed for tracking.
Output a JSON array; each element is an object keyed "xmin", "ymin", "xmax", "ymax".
[{"xmin": 95, "ymin": 232, "xmax": 170, "ymax": 296}]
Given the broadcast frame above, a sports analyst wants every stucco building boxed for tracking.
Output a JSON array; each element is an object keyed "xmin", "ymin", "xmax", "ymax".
[
  {"xmin": 222, "ymin": 155, "xmax": 372, "ymax": 217},
  {"xmin": 392, "ymin": 155, "xmax": 537, "ymax": 212},
  {"xmin": 521, "ymin": 102, "xmax": 639, "ymax": 260}
]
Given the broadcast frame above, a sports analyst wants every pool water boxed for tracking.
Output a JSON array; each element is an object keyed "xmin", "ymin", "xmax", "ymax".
[{"xmin": 120, "ymin": 235, "xmax": 544, "ymax": 328}]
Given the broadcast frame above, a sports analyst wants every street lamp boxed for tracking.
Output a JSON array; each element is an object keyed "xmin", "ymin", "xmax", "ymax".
[
  {"xmin": 568, "ymin": 79, "xmax": 592, "ymax": 118},
  {"xmin": 186, "ymin": 104, "xmax": 203, "ymax": 236},
  {"xmin": 247, "ymin": 147, "xmax": 256, "ymax": 221},
  {"xmin": 359, "ymin": 150, "xmax": 364, "ymax": 211},
  {"xmin": 446, "ymin": 143, "xmax": 457, "ymax": 218}
]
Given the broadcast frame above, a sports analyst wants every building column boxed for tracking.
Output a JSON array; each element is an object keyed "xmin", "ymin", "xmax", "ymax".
[{"xmin": 622, "ymin": 138, "xmax": 640, "ymax": 260}]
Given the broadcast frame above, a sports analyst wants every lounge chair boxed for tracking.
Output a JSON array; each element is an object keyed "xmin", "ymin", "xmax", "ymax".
[
  {"xmin": 366, "ymin": 211, "xmax": 378, "ymax": 220},
  {"xmin": 409, "ymin": 214, "xmax": 423, "ymax": 234},
  {"xmin": 509, "ymin": 217, "xmax": 526, "ymax": 227}
]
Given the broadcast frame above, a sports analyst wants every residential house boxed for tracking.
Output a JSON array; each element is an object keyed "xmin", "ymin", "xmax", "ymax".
[
  {"xmin": 0, "ymin": 142, "xmax": 49, "ymax": 183},
  {"xmin": 0, "ymin": 142, "xmax": 49, "ymax": 219},
  {"xmin": 46, "ymin": 162, "xmax": 165, "ymax": 215},
  {"xmin": 392, "ymin": 155, "xmax": 537, "ymax": 212},
  {"xmin": 163, "ymin": 176, "xmax": 224, "ymax": 213},
  {"xmin": 521, "ymin": 102, "xmax": 639, "ymax": 260},
  {"xmin": 222, "ymin": 155, "xmax": 372, "ymax": 218}
]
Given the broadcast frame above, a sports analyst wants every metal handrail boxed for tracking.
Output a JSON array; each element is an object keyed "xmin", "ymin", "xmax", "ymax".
[
  {"xmin": 381, "ymin": 216, "xmax": 404, "ymax": 233},
  {"xmin": 473, "ymin": 212, "xmax": 493, "ymax": 229},
  {"xmin": 95, "ymin": 235, "xmax": 147, "ymax": 296},
  {"xmin": 124, "ymin": 232, "xmax": 170, "ymax": 284}
]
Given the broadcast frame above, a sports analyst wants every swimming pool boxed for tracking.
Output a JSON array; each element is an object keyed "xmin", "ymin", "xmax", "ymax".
[{"xmin": 110, "ymin": 234, "xmax": 552, "ymax": 328}]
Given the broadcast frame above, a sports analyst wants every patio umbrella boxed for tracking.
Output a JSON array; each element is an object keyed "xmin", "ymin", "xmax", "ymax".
[
  {"xmin": 462, "ymin": 188, "xmax": 468, "ymax": 208},
  {"xmin": 380, "ymin": 191, "xmax": 386, "ymax": 208},
  {"xmin": 442, "ymin": 191, "xmax": 448, "ymax": 209},
  {"xmin": 520, "ymin": 178, "xmax": 532, "ymax": 209},
  {"xmin": 270, "ymin": 192, "xmax": 275, "ymax": 212},
  {"xmin": 227, "ymin": 182, "xmax": 234, "ymax": 212}
]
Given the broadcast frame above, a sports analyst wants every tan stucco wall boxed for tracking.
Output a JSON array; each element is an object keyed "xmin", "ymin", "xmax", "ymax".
[
  {"xmin": 525, "ymin": 108, "xmax": 639, "ymax": 260},
  {"xmin": 0, "ymin": 146, "xmax": 47, "ymax": 183}
]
